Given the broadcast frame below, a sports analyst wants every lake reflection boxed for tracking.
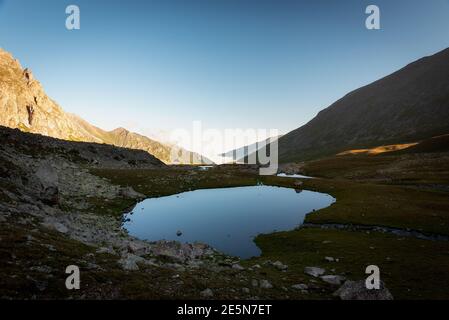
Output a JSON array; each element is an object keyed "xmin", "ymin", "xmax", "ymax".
[{"xmin": 123, "ymin": 186, "xmax": 335, "ymax": 258}]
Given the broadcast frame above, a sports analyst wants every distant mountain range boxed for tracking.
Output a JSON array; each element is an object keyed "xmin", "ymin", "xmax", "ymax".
[
  {"xmin": 249, "ymin": 47, "xmax": 449, "ymax": 163},
  {"xmin": 3, "ymin": 46, "xmax": 448, "ymax": 166},
  {"xmin": 0, "ymin": 48, "xmax": 212, "ymax": 164}
]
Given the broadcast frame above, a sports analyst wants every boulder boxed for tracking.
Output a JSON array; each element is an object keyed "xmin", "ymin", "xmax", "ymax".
[
  {"xmin": 333, "ymin": 280, "xmax": 394, "ymax": 300},
  {"xmin": 291, "ymin": 284, "xmax": 308, "ymax": 290},
  {"xmin": 232, "ymin": 263, "xmax": 245, "ymax": 271},
  {"xmin": 272, "ymin": 260, "xmax": 288, "ymax": 271},
  {"xmin": 259, "ymin": 280, "xmax": 273, "ymax": 289},
  {"xmin": 118, "ymin": 253, "xmax": 145, "ymax": 271},
  {"xmin": 321, "ymin": 275, "xmax": 346, "ymax": 286},
  {"xmin": 149, "ymin": 240, "xmax": 214, "ymax": 262},
  {"xmin": 35, "ymin": 162, "xmax": 58, "ymax": 188},
  {"xmin": 53, "ymin": 222, "xmax": 68, "ymax": 234},
  {"xmin": 96, "ymin": 247, "xmax": 116, "ymax": 255},
  {"xmin": 200, "ymin": 288, "xmax": 214, "ymax": 298},
  {"xmin": 119, "ymin": 186, "xmax": 142, "ymax": 198},
  {"xmin": 42, "ymin": 219, "xmax": 68, "ymax": 234},
  {"xmin": 127, "ymin": 240, "xmax": 150, "ymax": 255},
  {"xmin": 35, "ymin": 162, "xmax": 59, "ymax": 206},
  {"xmin": 304, "ymin": 266, "xmax": 325, "ymax": 277}
]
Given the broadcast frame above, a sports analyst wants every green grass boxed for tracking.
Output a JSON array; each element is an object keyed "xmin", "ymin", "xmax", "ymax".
[
  {"xmin": 85, "ymin": 197, "xmax": 137, "ymax": 219},
  {"xmin": 302, "ymin": 178, "xmax": 449, "ymax": 235},
  {"xmin": 8, "ymin": 154, "xmax": 444, "ymax": 300},
  {"xmin": 90, "ymin": 166, "xmax": 259, "ymax": 198},
  {"xmin": 88, "ymin": 161, "xmax": 449, "ymax": 301},
  {"xmin": 302, "ymin": 152, "xmax": 449, "ymax": 185},
  {"xmin": 251, "ymin": 228, "xmax": 449, "ymax": 300}
]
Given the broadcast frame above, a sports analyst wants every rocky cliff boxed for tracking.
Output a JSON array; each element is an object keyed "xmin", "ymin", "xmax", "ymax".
[{"xmin": 0, "ymin": 48, "xmax": 211, "ymax": 164}]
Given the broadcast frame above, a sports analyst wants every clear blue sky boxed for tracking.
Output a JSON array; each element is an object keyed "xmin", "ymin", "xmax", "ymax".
[{"xmin": 1, "ymin": 0, "xmax": 449, "ymax": 137}]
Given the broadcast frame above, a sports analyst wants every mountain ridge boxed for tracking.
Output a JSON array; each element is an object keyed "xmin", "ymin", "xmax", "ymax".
[
  {"xmin": 261, "ymin": 47, "xmax": 449, "ymax": 163},
  {"xmin": 0, "ymin": 48, "xmax": 212, "ymax": 164}
]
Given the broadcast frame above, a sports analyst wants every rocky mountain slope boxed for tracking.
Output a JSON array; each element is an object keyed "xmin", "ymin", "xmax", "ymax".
[
  {"xmin": 0, "ymin": 48, "xmax": 211, "ymax": 164},
  {"xmin": 275, "ymin": 47, "xmax": 449, "ymax": 162},
  {"xmin": 0, "ymin": 126, "xmax": 235, "ymax": 299},
  {"xmin": 0, "ymin": 125, "xmax": 306, "ymax": 300}
]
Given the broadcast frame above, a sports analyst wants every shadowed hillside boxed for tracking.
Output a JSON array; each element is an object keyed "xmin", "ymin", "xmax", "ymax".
[{"xmin": 274, "ymin": 47, "xmax": 449, "ymax": 162}]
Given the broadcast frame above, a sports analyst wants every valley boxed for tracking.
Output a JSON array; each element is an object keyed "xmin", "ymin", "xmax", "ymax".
[
  {"xmin": 2, "ymin": 125, "xmax": 449, "ymax": 299},
  {"xmin": 1, "ymin": 44, "xmax": 449, "ymax": 301}
]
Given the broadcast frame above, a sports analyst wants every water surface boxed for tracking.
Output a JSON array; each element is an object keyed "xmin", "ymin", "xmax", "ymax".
[{"xmin": 124, "ymin": 185, "xmax": 334, "ymax": 258}]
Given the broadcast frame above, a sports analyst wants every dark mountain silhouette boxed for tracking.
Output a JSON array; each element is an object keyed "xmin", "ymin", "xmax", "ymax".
[{"xmin": 275, "ymin": 47, "xmax": 449, "ymax": 162}]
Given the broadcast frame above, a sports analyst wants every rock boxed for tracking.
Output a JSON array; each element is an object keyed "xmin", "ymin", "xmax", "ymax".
[
  {"xmin": 304, "ymin": 266, "xmax": 326, "ymax": 277},
  {"xmin": 35, "ymin": 162, "xmax": 58, "ymax": 188},
  {"xmin": 35, "ymin": 162, "xmax": 60, "ymax": 206},
  {"xmin": 162, "ymin": 262, "xmax": 183, "ymax": 270},
  {"xmin": 30, "ymin": 265, "xmax": 52, "ymax": 274},
  {"xmin": 251, "ymin": 279, "xmax": 258, "ymax": 287},
  {"xmin": 200, "ymin": 288, "xmax": 214, "ymax": 298},
  {"xmin": 127, "ymin": 241, "xmax": 149, "ymax": 255},
  {"xmin": 272, "ymin": 260, "xmax": 288, "ymax": 271},
  {"xmin": 294, "ymin": 180, "xmax": 303, "ymax": 187},
  {"xmin": 291, "ymin": 284, "xmax": 308, "ymax": 290},
  {"xmin": 96, "ymin": 247, "xmax": 116, "ymax": 255},
  {"xmin": 119, "ymin": 186, "xmax": 142, "ymax": 198},
  {"xmin": 324, "ymin": 256, "xmax": 335, "ymax": 262},
  {"xmin": 253, "ymin": 264, "xmax": 261, "ymax": 269},
  {"xmin": 53, "ymin": 222, "xmax": 68, "ymax": 234},
  {"xmin": 242, "ymin": 287, "xmax": 250, "ymax": 294},
  {"xmin": 41, "ymin": 186, "xmax": 59, "ymax": 206},
  {"xmin": 321, "ymin": 275, "xmax": 346, "ymax": 286},
  {"xmin": 149, "ymin": 240, "xmax": 214, "ymax": 262},
  {"xmin": 118, "ymin": 253, "xmax": 145, "ymax": 271},
  {"xmin": 232, "ymin": 263, "xmax": 245, "ymax": 271},
  {"xmin": 23, "ymin": 68, "xmax": 34, "ymax": 82},
  {"xmin": 26, "ymin": 105, "xmax": 35, "ymax": 125},
  {"xmin": 259, "ymin": 280, "xmax": 273, "ymax": 289},
  {"xmin": 333, "ymin": 280, "xmax": 394, "ymax": 300}
]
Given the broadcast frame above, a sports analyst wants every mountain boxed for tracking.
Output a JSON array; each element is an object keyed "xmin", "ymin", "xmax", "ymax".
[
  {"xmin": 0, "ymin": 125, "xmax": 164, "ymax": 169},
  {"xmin": 0, "ymin": 48, "xmax": 211, "ymax": 164},
  {"xmin": 274, "ymin": 47, "xmax": 449, "ymax": 163},
  {"xmin": 220, "ymin": 136, "xmax": 281, "ymax": 163},
  {"xmin": 68, "ymin": 114, "xmax": 212, "ymax": 164}
]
